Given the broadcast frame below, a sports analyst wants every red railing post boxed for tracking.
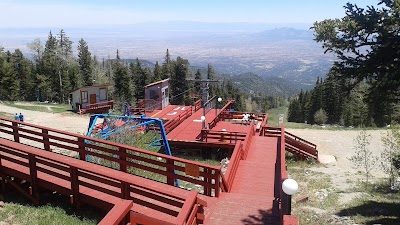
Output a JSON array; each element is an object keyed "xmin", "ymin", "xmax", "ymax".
[
  {"xmin": 11, "ymin": 121, "xmax": 20, "ymax": 143},
  {"xmin": 119, "ymin": 147, "xmax": 127, "ymax": 172},
  {"xmin": 42, "ymin": 129, "xmax": 50, "ymax": 151},
  {"xmin": 70, "ymin": 166, "xmax": 80, "ymax": 207},
  {"xmin": 28, "ymin": 154, "xmax": 39, "ymax": 203},
  {"xmin": 166, "ymin": 158, "xmax": 175, "ymax": 186},
  {"xmin": 214, "ymin": 169, "xmax": 220, "ymax": 197},
  {"xmin": 121, "ymin": 181, "xmax": 130, "ymax": 199},
  {"xmin": 77, "ymin": 137, "xmax": 86, "ymax": 160}
]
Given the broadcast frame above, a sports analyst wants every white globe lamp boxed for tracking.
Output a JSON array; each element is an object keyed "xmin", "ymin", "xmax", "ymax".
[
  {"xmin": 282, "ymin": 178, "xmax": 298, "ymax": 195},
  {"xmin": 282, "ymin": 178, "xmax": 298, "ymax": 215}
]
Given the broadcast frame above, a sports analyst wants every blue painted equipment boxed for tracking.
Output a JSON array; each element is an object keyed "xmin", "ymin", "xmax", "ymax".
[{"xmin": 86, "ymin": 114, "xmax": 179, "ymax": 186}]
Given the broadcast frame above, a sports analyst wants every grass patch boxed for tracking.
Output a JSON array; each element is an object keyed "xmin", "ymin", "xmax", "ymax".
[
  {"xmin": 2, "ymin": 101, "xmax": 72, "ymax": 114},
  {"xmin": 0, "ymin": 112, "xmax": 13, "ymax": 119},
  {"xmin": 0, "ymin": 192, "xmax": 103, "ymax": 225},
  {"xmin": 287, "ymin": 157, "xmax": 340, "ymax": 225},
  {"xmin": 339, "ymin": 181, "xmax": 400, "ymax": 224}
]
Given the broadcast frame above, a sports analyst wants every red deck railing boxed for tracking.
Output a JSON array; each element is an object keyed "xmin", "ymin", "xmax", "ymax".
[
  {"xmin": 193, "ymin": 99, "xmax": 202, "ymax": 112},
  {"xmin": 164, "ymin": 106, "xmax": 193, "ymax": 133},
  {"xmin": 0, "ymin": 117, "xmax": 222, "ymax": 197},
  {"xmin": 221, "ymin": 122, "xmax": 255, "ymax": 192},
  {"xmin": 197, "ymin": 129, "xmax": 246, "ymax": 144},
  {"xmin": 206, "ymin": 100, "xmax": 234, "ymax": 130},
  {"xmin": 81, "ymin": 100, "xmax": 115, "ymax": 114},
  {"xmin": 0, "ymin": 137, "xmax": 206, "ymax": 225}
]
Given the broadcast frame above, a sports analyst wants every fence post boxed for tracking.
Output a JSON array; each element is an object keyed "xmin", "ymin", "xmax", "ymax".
[
  {"xmin": 166, "ymin": 159, "xmax": 175, "ymax": 186},
  {"xmin": 11, "ymin": 121, "xmax": 20, "ymax": 143},
  {"xmin": 119, "ymin": 147, "xmax": 127, "ymax": 172},
  {"xmin": 28, "ymin": 154, "xmax": 39, "ymax": 204},
  {"xmin": 77, "ymin": 137, "xmax": 86, "ymax": 161},
  {"xmin": 42, "ymin": 129, "xmax": 50, "ymax": 151},
  {"xmin": 0, "ymin": 155, "xmax": 5, "ymax": 197},
  {"xmin": 214, "ymin": 169, "xmax": 220, "ymax": 197},
  {"xmin": 70, "ymin": 166, "xmax": 80, "ymax": 207},
  {"xmin": 121, "ymin": 182, "xmax": 130, "ymax": 199}
]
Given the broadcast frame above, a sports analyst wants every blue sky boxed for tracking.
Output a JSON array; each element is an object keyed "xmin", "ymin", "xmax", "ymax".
[{"xmin": 0, "ymin": 0, "xmax": 379, "ymax": 28}]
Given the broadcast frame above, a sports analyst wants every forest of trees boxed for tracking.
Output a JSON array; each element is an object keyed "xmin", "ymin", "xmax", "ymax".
[
  {"xmin": 288, "ymin": 0, "xmax": 400, "ymax": 127},
  {"xmin": 0, "ymin": 29, "xmax": 284, "ymax": 113}
]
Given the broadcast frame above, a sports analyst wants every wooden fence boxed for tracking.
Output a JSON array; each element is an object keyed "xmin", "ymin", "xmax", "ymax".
[
  {"xmin": 0, "ymin": 137, "xmax": 205, "ymax": 225},
  {"xmin": 0, "ymin": 116, "xmax": 222, "ymax": 197}
]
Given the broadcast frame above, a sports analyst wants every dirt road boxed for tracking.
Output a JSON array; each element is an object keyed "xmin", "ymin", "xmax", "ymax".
[{"xmin": 0, "ymin": 103, "xmax": 89, "ymax": 134}]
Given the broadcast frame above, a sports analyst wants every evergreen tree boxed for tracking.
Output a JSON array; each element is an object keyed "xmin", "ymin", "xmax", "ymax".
[
  {"xmin": 153, "ymin": 61, "xmax": 161, "ymax": 81},
  {"xmin": 170, "ymin": 57, "xmax": 190, "ymax": 105},
  {"xmin": 132, "ymin": 58, "xmax": 148, "ymax": 100},
  {"xmin": 194, "ymin": 69, "xmax": 202, "ymax": 94},
  {"xmin": 113, "ymin": 57, "xmax": 132, "ymax": 104},
  {"xmin": 207, "ymin": 64, "xmax": 216, "ymax": 96},
  {"xmin": 10, "ymin": 49, "xmax": 35, "ymax": 100},
  {"xmin": 161, "ymin": 49, "xmax": 172, "ymax": 80},
  {"xmin": 77, "ymin": 38, "xmax": 93, "ymax": 86}
]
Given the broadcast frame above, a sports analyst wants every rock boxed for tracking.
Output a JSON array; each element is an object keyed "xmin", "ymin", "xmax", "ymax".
[
  {"xmin": 294, "ymin": 195, "xmax": 309, "ymax": 203},
  {"xmin": 318, "ymin": 154, "xmax": 337, "ymax": 166},
  {"xmin": 328, "ymin": 215, "xmax": 356, "ymax": 225},
  {"xmin": 314, "ymin": 189, "xmax": 329, "ymax": 201},
  {"xmin": 0, "ymin": 201, "xmax": 5, "ymax": 207},
  {"xmin": 0, "ymin": 222, "xmax": 10, "ymax": 225},
  {"xmin": 5, "ymin": 215, "xmax": 15, "ymax": 222},
  {"xmin": 301, "ymin": 206, "xmax": 327, "ymax": 215}
]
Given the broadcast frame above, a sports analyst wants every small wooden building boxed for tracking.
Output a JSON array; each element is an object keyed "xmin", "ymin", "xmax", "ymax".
[
  {"xmin": 70, "ymin": 84, "xmax": 114, "ymax": 114},
  {"xmin": 144, "ymin": 79, "xmax": 170, "ymax": 110}
]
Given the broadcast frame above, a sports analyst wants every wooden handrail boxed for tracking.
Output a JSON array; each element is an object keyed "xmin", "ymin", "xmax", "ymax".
[
  {"xmin": 285, "ymin": 131, "xmax": 317, "ymax": 149},
  {"xmin": 0, "ymin": 116, "xmax": 222, "ymax": 197},
  {"xmin": 223, "ymin": 141, "xmax": 243, "ymax": 192},
  {"xmin": 0, "ymin": 139, "xmax": 197, "ymax": 223},
  {"xmin": 99, "ymin": 200, "xmax": 133, "ymax": 225},
  {"xmin": 207, "ymin": 100, "xmax": 234, "ymax": 130},
  {"xmin": 259, "ymin": 113, "xmax": 269, "ymax": 136},
  {"xmin": 164, "ymin": 106, "xmax": 193, "ymax": 133}
]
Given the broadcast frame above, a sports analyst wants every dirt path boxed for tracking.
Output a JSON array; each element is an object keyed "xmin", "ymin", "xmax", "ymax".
[
  {"xmin": 0, "ymin": 103, "xmax": 90, "ymax": 134},
  {"xmin": 286, "ymin": 128, "xmax": 387, "ymax": 204}
]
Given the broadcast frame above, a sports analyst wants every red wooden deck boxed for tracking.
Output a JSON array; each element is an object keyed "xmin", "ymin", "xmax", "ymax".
[
  {"xmin": 148, "ymin": 105, "xmax": 191, "ymax": 121},
  {"xmin": 167, "ymin": 109, "xmax": 216, "ymax": 141},
  {"xmin": 0, "ymin": 106, "xmax": 306, "ymax": 225},
  {"xmin": 206, "ymin": 136, "xmax": 281, "ymax": 224}
]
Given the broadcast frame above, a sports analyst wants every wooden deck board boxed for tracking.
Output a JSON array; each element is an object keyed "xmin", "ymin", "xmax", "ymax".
[{"xmin": 206, "ymin": 135, "xmax": 281, "ymax": 224}]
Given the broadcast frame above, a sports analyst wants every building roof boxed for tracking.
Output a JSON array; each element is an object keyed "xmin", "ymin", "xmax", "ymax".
[
  {"xmin": 144, "ymin": 78, "xmax": 169, "ymax": 88},
  {"xmin": 70, "ymin": 84, "xmax": 113, "ymax": 93}
]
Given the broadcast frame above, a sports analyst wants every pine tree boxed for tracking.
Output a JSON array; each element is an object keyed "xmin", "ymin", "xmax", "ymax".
[
  {"xmin": 207, "ymin": 64, "xmax": 216, "ymax": 96},
  {"xmin": 132, "ymin": 58, "xmax": 148, "ymax": 100},
  {"xmin": 194, "ymin": 69, "xmax": 202, "ymax": 94},
  {"xmin": 77, "ymin": 38, "xmax": 93, "ymax": 86},
  {"xmin": 153, "ymin": 61, "xmax": 161, "ymax": 81},
  {"xmin": 10, "ymin": 49, "xmax": 35, "ymax": 100},
  {"xmin": 161, "ymin": 49, "xmax": 172, "ymax": 80},
  {"xmin": 113, "ymin": 56, "xmax": 132, "ymax": 104},
  {"xmin": 170, "ymin": 57, "xmax": 190, "ymax": 105}
]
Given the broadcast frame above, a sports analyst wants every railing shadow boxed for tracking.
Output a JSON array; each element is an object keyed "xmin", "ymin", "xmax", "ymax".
[{"xmin": 336, "ymin": 200, "xmax": 400, "ymax": 225}]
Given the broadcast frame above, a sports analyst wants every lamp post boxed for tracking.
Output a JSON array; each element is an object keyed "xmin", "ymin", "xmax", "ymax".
[
  {"xmin": 282, "ymin": 178, "xmax": 298, "ymax": 215},
  {"xmin": 201, "ymin": 116, "xmax": 206, "ymax": 129},
  {"xmin": 216, "ymin": 97, "xmax": 222, "ymax": 116}
]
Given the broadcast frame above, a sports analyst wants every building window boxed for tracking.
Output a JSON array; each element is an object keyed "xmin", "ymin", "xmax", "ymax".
[
  {"xmin": 99, "ymin": 88, "xmax": 107, "ymax": 101},
  {"xmin": 82, "ymin": 91, "xmax": 88, "ymax": 103},
  {"xmin": 149, "ymin": 90, "xmax": 159, "ymax": 100}
]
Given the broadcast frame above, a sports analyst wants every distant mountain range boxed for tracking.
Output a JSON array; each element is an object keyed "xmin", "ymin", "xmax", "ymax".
[{"xmin": 1, "ymin": 22, "xmax": 333, "ymax": 96}]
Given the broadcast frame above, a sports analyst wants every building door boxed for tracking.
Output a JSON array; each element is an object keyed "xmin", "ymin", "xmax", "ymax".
[
  {"xmin": 162, "ymin": 87, "xmax": 169, "ymax": 109},
  {"xmin": 90, "ymin": 94, "xmax": 96, "ymax": 104}
]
